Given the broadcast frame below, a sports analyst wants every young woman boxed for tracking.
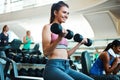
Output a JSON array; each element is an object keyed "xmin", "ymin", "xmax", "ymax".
[
  {"xmin": 90, "ymin": 39, "xmax": 120, "ymax": 75},
  {"xmin": 42, "ymin": 1, "xmax": 94, "ymax": 80},
  {"xmin": 0, "ymin": 25, "xmax": 9, "ymax": 46},
  {"xmin": 22, "ymin": 30, "xmax": 32, "ymax": 50}
]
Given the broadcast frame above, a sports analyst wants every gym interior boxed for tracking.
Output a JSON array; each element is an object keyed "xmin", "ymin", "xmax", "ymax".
[{"xmin": 0, "ymin": 0, "xmax": 120, "ymax": 80}]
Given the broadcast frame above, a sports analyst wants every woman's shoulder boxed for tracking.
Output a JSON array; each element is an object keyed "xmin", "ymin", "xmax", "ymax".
[
  {"xmin": 43, "ymin": 24, "xmax": 51, "ymax": 28},
  {"xmin": 100, "ymin": 51, "xmax": 109, "ymax": 59},
  {"xmin": 100, "ymin": 51, "xmax": 108, "ymax": 56},
  {"xmin": 43, "ymin": 24, "xmax": 51, "ymax": 31}
]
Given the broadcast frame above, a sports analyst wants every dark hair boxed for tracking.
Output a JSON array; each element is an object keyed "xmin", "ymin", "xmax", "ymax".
[
  {"xmin": 26, "ymin": 30, "xmax": 30, "ymax": 33},
  {"xmin": 104, "ymin": 39, "xmax": 120, "ymax": 51},
  {"xmin": 50, "ymin": 1, "xmax": 69, "ymax": 23},
  {"xmin": 2, "ymin": 25, "xmax": 8, "ymax": 32}
]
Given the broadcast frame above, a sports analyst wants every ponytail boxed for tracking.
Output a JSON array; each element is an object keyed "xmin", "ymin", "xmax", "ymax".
[
  {"xmin": 104, "ymin": 39, "xmax": 120, "ymax": 51},
  {"xmin": 104, "ymin": 43, "xmax": 112, "ymax": 51}
]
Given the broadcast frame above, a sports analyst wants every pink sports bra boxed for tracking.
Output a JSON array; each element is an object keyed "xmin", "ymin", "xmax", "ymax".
[{"xmin": 51, "ymin": 33, "xmax": 68, "ymax": 49}]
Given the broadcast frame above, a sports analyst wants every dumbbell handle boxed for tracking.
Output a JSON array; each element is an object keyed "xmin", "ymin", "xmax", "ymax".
[
  {"xmin": 73, "ymin": 33, "xmax": 92, "ymax": 46},
  {"xmin": 65, "ymin": 29, "xmax": 74, "ymax": 39},
  {"xmin": 84, "ymin": 38, "xmax": 92, "ymax": 46}
]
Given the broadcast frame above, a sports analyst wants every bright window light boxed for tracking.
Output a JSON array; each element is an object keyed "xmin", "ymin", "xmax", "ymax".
[
  {"xmin": 63, "ymin": 14, "xmax": 94, "ymax": 39},
  {"xmin": 0, "ymin": 0, "xmax": 67, "ymax": 14},
  {"xmin": 8, "ymin": 31, "xmax": 19, "ymax": 42},
  {"xmin": 35, "ymin": 0, "xmax": 67, "ymax": 7}
]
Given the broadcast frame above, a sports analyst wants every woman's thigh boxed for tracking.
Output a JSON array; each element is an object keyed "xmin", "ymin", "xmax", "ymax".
[
  {"xmin": 68, "ymin": 69, "xmax": 94, "ymax": 80},
  {"xmin": 43, "ymin": 67, "xmax": 74, "ymax": 80}
]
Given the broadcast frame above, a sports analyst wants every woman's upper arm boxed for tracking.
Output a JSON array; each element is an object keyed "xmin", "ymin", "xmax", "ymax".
[
  {"xmin": 23, "ymin": 36, "xmax": 26, "ymax": 43},
  {"xmin": 42, "ymin": 25, "xmax": 51, "ymax": 53}
]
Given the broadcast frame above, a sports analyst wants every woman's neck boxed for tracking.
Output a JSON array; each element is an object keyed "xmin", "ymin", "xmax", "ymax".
[
  {"xmin": 53, "ymin": 20, "xmax": 62, "ymax": 24},
  {"xmin": 3, "ymin": 31, "xmax": 8, "ymax": 36}
]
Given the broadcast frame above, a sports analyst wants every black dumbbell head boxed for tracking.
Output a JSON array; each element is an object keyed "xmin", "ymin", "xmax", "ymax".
[
  {"xmin": 65, "ymin": 29, "xmax": 74, "ymax": 39},
  {"xmin": 84, "ymin": 38, "xmax": 92, "ymax": 46},
  {"xmin": 28, "ymin": 68, "xmax": 36, "ymax": 77},
  {"xmin": 19, "ymin": 68, "xmax": 28, "ymax": 76},
  {"xmin": 22, "ymin": 54, "xmax": 30, "ymax": 63},
  {"xmin": 35, "ymin": 68, "xmax": 43, "ymax": 77},
  {"xmin": 74, "ymin": 34, "xmax": 83, "ymax": 42},
  {"xmin": 51, "ymin": 23, "xmax": 62, "ymax": 34}
]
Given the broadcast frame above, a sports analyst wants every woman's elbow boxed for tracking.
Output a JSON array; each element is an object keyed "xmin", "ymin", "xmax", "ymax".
[
  {"xmin": 105, "ymin": 70, "xmax": 113, "ymax": 75},
  {"xmin": 43, "ymin": 52, "xmax": 48, "ymax": 57},
  {"xmin": 43, "ymin": 49, "xmax": 49, "ymax": 57}
]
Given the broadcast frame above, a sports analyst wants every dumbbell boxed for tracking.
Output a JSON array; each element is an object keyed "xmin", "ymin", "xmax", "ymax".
[
  {"xmin": 22, "ymin": 54, "xmax": 31, "ymax": 63},
  {"xmin": 18, "ymin": 68, "xmax": 28, "ymax": 76},
  {"xmin": 51, "ymin": 23, "xmax": 74, "ymax": 39},
  {"xmin": 30, "ymin": 55, "xmax": 39, "ymax": 64},
  {"xmin": 27, "ymin": 68, "xmax": 36, "ymax": 77},
  {"xmin": 73, "ymin": 33, "xmax": 92, "ymax": 46},
  {"xmin": 35, "ymin": 68, "xmax": 43, "ymax": 77}
]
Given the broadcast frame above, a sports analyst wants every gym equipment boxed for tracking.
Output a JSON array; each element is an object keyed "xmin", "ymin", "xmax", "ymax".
[
  {"xmin": 0, "ymin": 45, "xmax": 11, "ymax": 51},
  {"xmin": 35, "ymin": 68, "xmax": 43, "ymax": 77},
  {"xmin": 0, "ymin": 57, "xmax": 44, "ymax": 80},
  {"xmin": 18, "ymin": 68, "xmax": 28, "ymax": 76},
  {"xmin": 30, "ymin": 43, "xmax": 41, "ymax": 55},
  {"xmin": 0, "ymin": 62, "xmax": 4, "ymax": 80},
  {"xmin": 37, "ymin": 57, "xmax": 44, "ymax": 64},
  {"xmin": 30, "ymin": 55, "xmax": 39, "ymax": 64},
  {"xmin": 22, "ymin": 54, "xmax": 31, "ymax": 63},
  {"xmin": 10, "ymin": 39, "xmax": 22, "ymax": 53},
  {"xmin": 27, "ymin": 68, "xmax": 36, "ymax": 77},
  {"xmin": 7, "ymin": 52, "xmax": 23, "ymax": 63},
  {"xmin": 84, "ymin": 38, "xmax": 92, "ymax": 46},
  {"xmin": 51, "ymin": 23, "xmax": 74, "ymax": 39},
  {"xmin": 40, "ymin": 56, "xmax": 48, "ymax": 64},
  {"xmin": 0, "ymin": 51, "xmax": 6, "ymax": 57},
  {"xmin": 73, "ymin": 33, "xmax": 92, "ymax": 46},
  {"xmin": 65, "ymin": 29, "xmax": 74, "ymax": 39},
  {"xmin": 73, "ymin": 34, "xmax": 83, "ymax": 42},
  {"xmin": 40, "ymin": 68, "xmax": 44, "ymax": 76},
  {"xmin": 13, "ymin": 54, "xmax": 23, "ymax": 63},
  {"xmin": 22, "ymin": 43, "xmax": 42, "ymax": 56},
  {"xmin": 7, "ymin": 52, "xmax": 15, "ymax": 59},
  {"xmin": 69, "ymin": 60, "xmax": 77, "ymax": 70}
]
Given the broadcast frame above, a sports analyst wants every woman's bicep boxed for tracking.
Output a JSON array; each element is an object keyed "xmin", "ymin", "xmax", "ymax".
[
  {"xmin": 23, "ymin": 36, "xmax": 26, "ymax": 43},
  {"xmin": 42, "ymin": 25, "xmax": 51, "ymax": 52}
]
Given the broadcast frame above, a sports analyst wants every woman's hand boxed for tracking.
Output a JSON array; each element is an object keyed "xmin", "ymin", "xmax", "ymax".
[
  {"xmin": 58, "ymin": 29, "xmax": 67, "ymax": 39},
  {"xmin": 113, "ymin": 57, "xmax": 120, "ymax": 74},
  {"xmin": 81, "ymin": 38, "xmax": 88, "ymax": 44},
  {"xmin": 116, "ymin": 57, "xmax": 120, "ymax": 64}
]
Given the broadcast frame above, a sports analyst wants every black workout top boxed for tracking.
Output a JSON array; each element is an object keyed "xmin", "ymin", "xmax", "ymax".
[{"xmin": 0, "ymin": 32, "xmax": 9, "ymax": 46}]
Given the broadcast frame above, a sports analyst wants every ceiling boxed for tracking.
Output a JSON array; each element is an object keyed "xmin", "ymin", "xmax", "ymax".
[{"xmin": 82, "ymin": 0, "xmax": 120, "ymax": 39}]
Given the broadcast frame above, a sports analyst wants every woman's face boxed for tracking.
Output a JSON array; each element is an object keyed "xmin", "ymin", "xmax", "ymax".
[
  {"xmin": 114, "ymin": 46, "xmax": 120, "ymax": 54},
  {"xmin": 27, "ymin": 31, "xmax": 31, "ymax": 36},
  {"xmin": 55, "ymin": 6, "xmax": 69, "ymax": 23},
  {"xmin": 5, "ymin": 26, "xmax": 9, "ymax": 32}
]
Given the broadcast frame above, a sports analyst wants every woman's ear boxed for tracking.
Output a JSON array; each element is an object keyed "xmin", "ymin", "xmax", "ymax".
[{"xmin": 54, "ymin": 10, "xmax": 57, "ymax": 16}]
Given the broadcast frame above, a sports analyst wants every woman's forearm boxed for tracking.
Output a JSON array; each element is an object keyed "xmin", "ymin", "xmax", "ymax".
[{"xmin": 67, "ymin": 42, "xmax": 82, "ymax": 56}]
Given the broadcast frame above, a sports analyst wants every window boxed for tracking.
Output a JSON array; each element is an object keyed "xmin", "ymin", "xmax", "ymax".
[{"xmin": 0, "ymin": 0, "xmax": 67, "ymax": 14}]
